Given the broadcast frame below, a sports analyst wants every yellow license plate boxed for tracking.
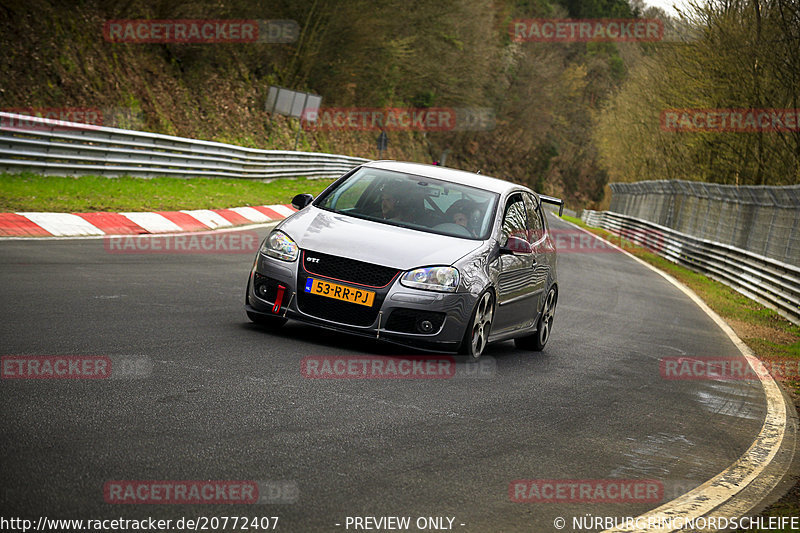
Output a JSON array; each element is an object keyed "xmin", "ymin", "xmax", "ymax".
[{"xmin": 304, "ymin": 278, "xmax": 375, "ymax": 307}]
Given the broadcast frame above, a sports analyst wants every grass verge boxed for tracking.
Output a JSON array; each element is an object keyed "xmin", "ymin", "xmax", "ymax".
[
  {"xmin": 562, "ymin": 213, "xmax": 800, "ymax": 528},
  {"xmin": 0, "ymin": 172, "xmax": 337, "ymax": 212}
]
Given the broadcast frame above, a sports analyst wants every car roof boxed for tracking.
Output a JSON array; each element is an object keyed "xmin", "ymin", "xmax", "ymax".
[{"xmin": 363, "ymin": 160, "xmax": 532, "ymax": 196}]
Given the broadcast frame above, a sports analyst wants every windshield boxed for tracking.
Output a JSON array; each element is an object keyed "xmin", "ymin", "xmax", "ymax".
[{"xmin": 315, "ymin": 168, "xmax": 499, "ymax": 240}]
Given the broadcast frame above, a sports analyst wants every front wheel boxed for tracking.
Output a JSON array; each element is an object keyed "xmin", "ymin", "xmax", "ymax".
[
  {"xmin": 515, "ymin": 286, "xmax": 557, "ymax": 351},
  {"xmin": 459, "ymin": 291, "xmax": 494, "ymax": 360}
]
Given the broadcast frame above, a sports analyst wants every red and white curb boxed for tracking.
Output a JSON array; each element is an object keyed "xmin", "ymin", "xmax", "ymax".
[{"xmin": 0, "ymin": 204, "xmax": 296, "ymax": 238}]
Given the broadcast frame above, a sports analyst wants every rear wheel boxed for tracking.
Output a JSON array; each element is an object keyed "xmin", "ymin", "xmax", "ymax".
[
  {"xmin": 459, "ymin": 291, "xmax": 494, "ymax": 360},
  {"xmin": 515, "ymin": 286, "xmax": 557, "ymax": 351}
]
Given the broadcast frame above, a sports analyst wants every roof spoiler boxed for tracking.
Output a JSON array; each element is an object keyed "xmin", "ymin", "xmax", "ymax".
[{"xmin": 539, "ymin": 194, "xmax": 564, "ymax": 217}]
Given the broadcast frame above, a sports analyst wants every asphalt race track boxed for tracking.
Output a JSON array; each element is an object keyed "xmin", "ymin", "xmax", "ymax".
[{"xmin": 0, "ymin": 214, "xmax": 771, "ymax": 532}]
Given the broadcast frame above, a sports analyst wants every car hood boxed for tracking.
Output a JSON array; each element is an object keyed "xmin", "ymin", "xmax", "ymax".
[{"xmin": 277, "ymin": 207, "xmax": 484, "ymax": 270}]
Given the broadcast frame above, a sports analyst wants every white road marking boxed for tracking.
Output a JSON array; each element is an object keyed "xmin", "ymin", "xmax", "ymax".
[
  {"xmin": 269, "ymin": 205, "xmax": 296, "ymax": 218},
  {"xmin": 228, "ymin": 206, "xmax": 272, "ymax": 223},
  {"xmin": 18, "ymin": 212, "xmax": 105, "ymax": 236},
  {"xmin": 557, "ymin": 216, "xmax": 791, "ymax": 533},
  {"xmin": 179, "ymin": 209, "xmax": 232, "ymax": 229},
  {"xmin": 119, "ymin": 212, "xmax": 184, "ymax": 234}
]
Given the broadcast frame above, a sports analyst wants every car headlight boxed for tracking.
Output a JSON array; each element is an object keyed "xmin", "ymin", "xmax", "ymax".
[
  {"xmin": 261, "ymin": 231, "xmax": 299, "ymax": 262},
  {"xmin": 400, "ymin": 266, "xmax": 460, "ymax": 293}
]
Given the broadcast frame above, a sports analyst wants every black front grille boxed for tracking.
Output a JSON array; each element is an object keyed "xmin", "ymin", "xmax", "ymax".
[
  {"xmin": 385, "ymin": 308, "xmax": 446, "ymax": 334},
  {"xmin": 301, "ymin": 250, "xmax": 399, "ymax": 288},
  {"xmin": 296, "ymin": 289, "xmax": 381, "ymax": 327}
]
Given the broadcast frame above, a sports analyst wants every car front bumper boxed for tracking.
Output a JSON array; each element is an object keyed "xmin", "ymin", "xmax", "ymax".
[{"xmin": 247, "ymin": 252, "xmax": 475, "ymax": 352}]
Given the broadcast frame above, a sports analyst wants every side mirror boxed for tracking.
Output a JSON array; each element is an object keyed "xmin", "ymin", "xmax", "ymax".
[
  {"xmin": 291, "ymin": 193, "xmax": 314, "ymax": 210},
  {"xmin": 500, "ymin": 235, "xmax": 532, "ymax": 255}
]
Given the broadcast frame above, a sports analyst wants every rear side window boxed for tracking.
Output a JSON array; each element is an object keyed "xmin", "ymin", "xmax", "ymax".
[
  {"xmin": 501, "ymin": 194, "xmax": 527, "ymax": 245},
  {"xmin": 524, "ymin": 193, "xmax": 545, "ymax": 243}
]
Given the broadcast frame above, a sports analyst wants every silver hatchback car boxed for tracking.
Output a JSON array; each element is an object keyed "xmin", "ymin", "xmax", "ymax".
[{"xmin": 245, "ymin": 161, "xmax": 562, "ymax": 358}]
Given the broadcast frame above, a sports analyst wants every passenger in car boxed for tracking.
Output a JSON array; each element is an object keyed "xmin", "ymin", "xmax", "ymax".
[{"xmin": 446, "ymin": 199, "xmax": 481, "ymax": 236}]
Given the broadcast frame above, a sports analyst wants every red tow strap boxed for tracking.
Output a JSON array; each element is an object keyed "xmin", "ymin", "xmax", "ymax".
[{"xmin": 273, "ymin": 285, "xmax": 286, "ymax": 314}]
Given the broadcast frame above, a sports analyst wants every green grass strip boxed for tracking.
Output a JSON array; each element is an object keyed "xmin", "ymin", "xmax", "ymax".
[{"xmin": 0, "ymin": 172, "xmax": 336, "ymax": 212}]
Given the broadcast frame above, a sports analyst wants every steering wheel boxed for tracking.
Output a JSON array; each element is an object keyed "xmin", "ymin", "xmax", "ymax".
[{"xmin": 432, "ymin": 223, "xmax": 473, "ymax": 238}]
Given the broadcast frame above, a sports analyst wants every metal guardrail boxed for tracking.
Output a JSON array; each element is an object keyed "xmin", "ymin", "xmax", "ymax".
[
  {"xmin": 581, "ymin": 210, "xmax": 800, "ymax": 325},
  {"xmin": 609, "ymin": 180, "xmax": 800, "ymax": 265},
  {"xmin": 0, "ymin": 112, "xmax": 369, "ymax": 179}
]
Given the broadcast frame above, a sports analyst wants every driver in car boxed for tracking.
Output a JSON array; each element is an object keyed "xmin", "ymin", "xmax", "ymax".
[{"xmin": 380, "ymin": 183, "xmax": 418, "ymax": 223}]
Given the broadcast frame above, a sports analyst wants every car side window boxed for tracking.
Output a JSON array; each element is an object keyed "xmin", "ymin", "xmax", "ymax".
[
  {"xmin": 501, "ymin": 194, "xmax": 528, "ymax": 246},
  {"xmin": 524, "ymin": 193, "xmax": 545, "ymax": 243}
]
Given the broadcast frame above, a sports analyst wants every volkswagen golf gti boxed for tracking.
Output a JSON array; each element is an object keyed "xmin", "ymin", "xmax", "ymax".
[{"xmin": 245, "ymin": 160, "xmax": 562, "ymax": 358}]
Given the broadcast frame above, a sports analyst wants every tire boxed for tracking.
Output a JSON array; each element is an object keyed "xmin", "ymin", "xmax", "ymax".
[
  {"xmin": 515, "ymin": 286, "xmax": 557, "ymax": 351},
  {"xmin": 459, "ymin": 290, "xmax": 494, "ymax": 360}
]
